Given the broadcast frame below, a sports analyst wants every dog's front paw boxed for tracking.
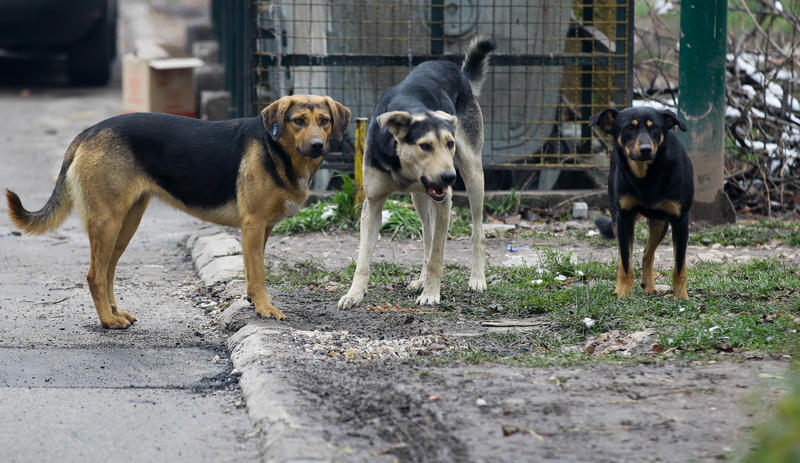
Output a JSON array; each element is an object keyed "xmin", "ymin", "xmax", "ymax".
[
  {"xmin": 416, "ymin": 292, "xmax": 440, "ymax": 306},
  {"xmin": 468, "ymin": 276, "xmax": 486, "ymax": 292},
  {"xmin": 256, "ymin": 304, "xmax": 286, "ymax": 320},
  {"xmin": 338, "ymin": 290, "xmax": 365, "ymax": 310},
  {"xmin": 408, "ymin": 277, "xmax": 425, "ymax": 291},
  {"xmin": 100, "ymin": 315, "xmax": 133, "ymax": 329}
]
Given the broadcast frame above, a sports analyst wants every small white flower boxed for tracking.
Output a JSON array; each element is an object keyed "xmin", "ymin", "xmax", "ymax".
[
  {"xmin": 536, "ymin": 267, "xmax": 545, "ymax": 274},
  {"xmin": 582, "ymin": 317, "xmax": 595, "ymax": 328},
  {"xmin": 708, "ymin": 325, "xmax": 720, "ymax": 333},
  {"xmin": 555, "ymin": 274, "xmax": 568, "ymax": 282},
  {"xmin": 586, "ymin": 230, "xmax": 600, "ymax": 237},
  {"xmin": 575, "ymin": 270, "xmax": 584, "ymax": 277},
  {"xmin": 679, "ymin": 307, "xmax": 686, "ymax": 313},
  {"xmin": 532, "ymin": 279, "xmax": 544, "ymax": 285},
  {"xmin": 319, "ymin": 205, "xmax": 336, "ymax": 220}
]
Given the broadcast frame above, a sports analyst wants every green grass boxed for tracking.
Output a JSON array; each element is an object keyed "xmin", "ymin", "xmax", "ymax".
[
  {"xmin": 266, "ymin": 250, "xmax": 800, "ymax": 364},
  {"xmin": 690, "ymin": 221, "xmax": 800, "ymax": 247},
  {"xmin": 579, "ymin": 220, "xmax": 800, "ymax": 248},
  {"xmin": 274, "ymin": 173, "xmax": 485, "ymax": 239},
  {"xmin": 746, "ymin": 365, "xmax": 800, "ymax": 463}
]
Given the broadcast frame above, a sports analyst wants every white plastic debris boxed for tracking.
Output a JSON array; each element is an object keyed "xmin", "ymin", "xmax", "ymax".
[
  {"xmin": 583, "ymin": 317, "xmax": 596, "ymax": 328},
  {"xmin": 475, "ymin": 398, "xmax": 487, "ymax": 407},
  {"xmin": 572, "ymin": 201, "xmax": 588, "ymax": 219}
]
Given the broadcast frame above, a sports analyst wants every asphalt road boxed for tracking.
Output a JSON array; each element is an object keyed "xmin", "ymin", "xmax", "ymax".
[{"xmin": 0, "ymin": 5, "xmax": 262, "ymax": 460}]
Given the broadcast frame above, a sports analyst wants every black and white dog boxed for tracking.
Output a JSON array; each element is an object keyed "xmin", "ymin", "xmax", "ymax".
[{"xmin": 339, "ymin": 37, "xmax": 495, "ymax": 309}]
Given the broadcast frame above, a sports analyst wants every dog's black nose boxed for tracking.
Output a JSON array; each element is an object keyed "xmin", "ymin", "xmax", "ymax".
[
  {"xmin": 440, "ymin": 171, "xmax": 457, "ymax": 186},
  {"xmin": 310, "ymin": 140, "xmax": 324, "ymax": 153},
  {"xmin": 639, "ymin": 145, "xmax": 652, "ymax": 157}
]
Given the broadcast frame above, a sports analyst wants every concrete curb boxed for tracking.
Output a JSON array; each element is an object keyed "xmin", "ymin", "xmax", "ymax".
[{"xmin": 186, "ymin": 231, "xmax": 338, "ymax": 463}]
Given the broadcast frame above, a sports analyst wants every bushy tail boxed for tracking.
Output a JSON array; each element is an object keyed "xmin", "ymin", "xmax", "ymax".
[
  {"xmin": 6, "ymin": 144, "xmax": 76, "ymax": 235},
  {"xmin": 461, "ymin": 36, "xmax": 496, "ymax": 97},
  {"xmin": 594, "ymin": 215, "xmax": 616, "ymax": 239}
]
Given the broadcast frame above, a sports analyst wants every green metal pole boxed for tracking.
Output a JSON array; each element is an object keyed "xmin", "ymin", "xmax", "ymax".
[{"xmin": 678, "ymin": 0, "xmax": 735, "ymax": 224}]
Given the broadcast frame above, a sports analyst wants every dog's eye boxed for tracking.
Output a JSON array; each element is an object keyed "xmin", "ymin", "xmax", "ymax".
[
  {"xmin": 319, "ymin": 117, "xmax": 330, "ymax": 126},
  {"xmin": 419, "ymin": 143, "xmax": 433, "ymax": 151},
  {"xmin": 446, "ymin": 140, "xmax": 455, "ymax": 150},
  {"xmin": 625, "ymin": 123, "xmax": 635, "ymax": 130},
  {"xmin": 293, "ymin": 118, "xmax": 306, "ymax": 127}
]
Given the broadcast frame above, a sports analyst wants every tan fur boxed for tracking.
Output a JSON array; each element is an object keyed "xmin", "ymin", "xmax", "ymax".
[
  {"xmin": 6, "ymin": 94, "xmax": 350, "ymax": 329},
  {"xmin": 618, "ymin": 195, "xmax": 639, "ymax": 210},
  {"xmin": 641, "ymin": 218, "xmax": 668, "ymax": 294},
  {"xmin": 615, "ymin": 240, "xmax": 635, "ymax": 298},
  {"xmin": 655, "ymin": 199, "xmax": 681, "ymax": 218}
]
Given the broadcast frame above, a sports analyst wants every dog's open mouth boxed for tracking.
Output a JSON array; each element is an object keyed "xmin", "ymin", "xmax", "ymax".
[{"xmin": 425, "ymin": 185, "xmax": 447, "ymax": 201}]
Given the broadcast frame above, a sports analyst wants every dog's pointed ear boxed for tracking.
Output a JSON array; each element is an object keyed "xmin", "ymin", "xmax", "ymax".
[
  {"xmin": 261, "ymin": 96, "xmax": 293, "ymax": 139},
  {"xmin": 432, "ymin": 110, "xmax": 457, "ymax": 127},
  {"xmin": 376, "ymin": 111, "xmax": 413, "ymax": 140},
  {"xmin": 588, "ymin": 108, "xmax": 618, "ymax": 134},
  {"xmin": 324, "ymin": 97, "xmax": 351, "ymax": 142},
  {"xmin": 661, "ymin": 109, "xmax": 687, "ymax": 132}
]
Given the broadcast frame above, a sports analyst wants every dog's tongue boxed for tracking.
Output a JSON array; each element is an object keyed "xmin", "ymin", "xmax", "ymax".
[{"xmin": 428, "ymin": 186, "xmax": 446, "ymax": 199}]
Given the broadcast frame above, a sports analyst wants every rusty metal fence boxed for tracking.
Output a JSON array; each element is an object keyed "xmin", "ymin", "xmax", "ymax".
[{"xmin": 215, "ymin": 1, "xmax": 633, "ymax": 172}]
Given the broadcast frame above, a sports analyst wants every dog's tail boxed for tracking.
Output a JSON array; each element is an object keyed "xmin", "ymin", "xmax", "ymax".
[
  {"xmin": 594, "ymin": 215, "xmax": 616, "ymax": 239},
  {"xmin": 6, "ymin": 141, "xmax": 77, "ymax": 235},
  {"xmin": 462, "ymin": 36, "xmax": 496, "ymax": 98}
]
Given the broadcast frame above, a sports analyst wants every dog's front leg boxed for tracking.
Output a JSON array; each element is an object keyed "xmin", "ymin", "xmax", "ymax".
[
  {"xmin": 615, "ymin": 211, "xmax": 636, "ymax": 297},
  {"xmin": 409, "ymin": 192, "xmax": 433, "ymax": 290},
  {"xmin": 242, "ymin": 217, "xmax": 284, "ymax": 319},
  {"xmin": 338, "ymin": 194, "xmax": 387, "ymax": 309},
  {"xmin": 671, "ymin": 216, "xmax": 690, "ymax": 300},
  {"xmin": 416, "ymin": 195, "xmax": 451, "ymax": 305}
]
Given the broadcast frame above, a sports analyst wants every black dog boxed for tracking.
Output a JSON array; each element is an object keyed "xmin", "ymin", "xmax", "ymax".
[{"xmin": 590, "ymin": 106, "xmax": 693, "ymax": 300}]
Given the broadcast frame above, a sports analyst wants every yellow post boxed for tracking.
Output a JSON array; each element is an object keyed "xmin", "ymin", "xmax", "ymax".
[{"xmin": 354, "ymin": 117, "xmax": 368, "ymax": 205}]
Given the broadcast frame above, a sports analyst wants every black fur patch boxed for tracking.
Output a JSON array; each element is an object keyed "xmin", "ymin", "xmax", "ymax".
[
  {"xmin": 98, "ymin": 113, "xmax": 262, "ymax": 209},
  {"xmin": 402, "ymin": 113, "xmax": 454, "ymax": 145}
]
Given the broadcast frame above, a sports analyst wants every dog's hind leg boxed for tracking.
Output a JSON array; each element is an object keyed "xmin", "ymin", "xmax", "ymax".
[
  {"xmin": 641, "ymin": 218, "xmax": 668, "ymax": 295},
  {"xmin": 671, "ymin": 216, "xmax": 690, "ymax": 300},
  {"xmin": 338, "ymin": 194, "xmax": 388, "ymax": 309},
  {"xmin": 416, "ymin": 195, "xmax": 451, "ymax": 305},
  {"xmin": 105, "ymin": 195, "xmax": 150, "ymax": 323},
  {"xmin": 86, "ymin": 211, "xmax": 133, "ymax": 329},
  {"xmin": 458, "ymin": 146, "xmax": 487, "ymax": 291},
  {"xmin": 409, "ymin": 192, "xmax": 433, "ymax": 290}
]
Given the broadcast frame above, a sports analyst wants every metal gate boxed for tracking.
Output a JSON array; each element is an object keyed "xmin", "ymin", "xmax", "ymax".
[{"xmin": 216, "ymin": 1, "xmax": 632, "ymax": 172}]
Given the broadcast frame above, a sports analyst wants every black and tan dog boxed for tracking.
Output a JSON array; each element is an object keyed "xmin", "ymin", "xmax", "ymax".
[
  {"xmin": 6, "ymin": 95, "xmax": 350, "ymax": 328},
  {"xmin": 338, "ymin": 37, "xmax": 495, "ymax": 309},
  {"xmin": 590, "ymin": 106, "xmax": 693, "ymax": 300}
]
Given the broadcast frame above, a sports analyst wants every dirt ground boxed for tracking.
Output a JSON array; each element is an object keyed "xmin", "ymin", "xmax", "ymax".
[{"xmin": 200, "ymin": 227, "xmax": 795, "ymax": 462}]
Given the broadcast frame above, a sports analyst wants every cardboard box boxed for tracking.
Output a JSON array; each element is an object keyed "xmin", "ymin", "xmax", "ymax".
[{"xmin": 122, "ymin": 48, "xmax": 203, "ymax": 117}]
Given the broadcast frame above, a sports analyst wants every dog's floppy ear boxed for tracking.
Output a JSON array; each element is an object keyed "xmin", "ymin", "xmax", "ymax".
[
  {"xmin": 376, "ymin": 111, "xmax": 413, "ymax": 140},
  {"xmin": 324, "ymin": 96, "xmax": 351, "ymax": 142},
  {"xmin": 588, "ymin": 108, "xmax": 618, "ymax": 134},
  {"xmin": 261, "ymin": 96, "xmax": 293, "ymax": 139},
  {"xmin": 661, "ymin": 109, "xmax": 687, "ymax": 132}
]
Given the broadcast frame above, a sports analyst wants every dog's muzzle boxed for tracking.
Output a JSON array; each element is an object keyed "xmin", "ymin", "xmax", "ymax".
[
  {"xmin": 421, "ymin": 172, "xmax": 456, "ymax": 202},
  {"xmin": 301, "ymin": 140, "xmax": 326, "ymax": 158}
]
